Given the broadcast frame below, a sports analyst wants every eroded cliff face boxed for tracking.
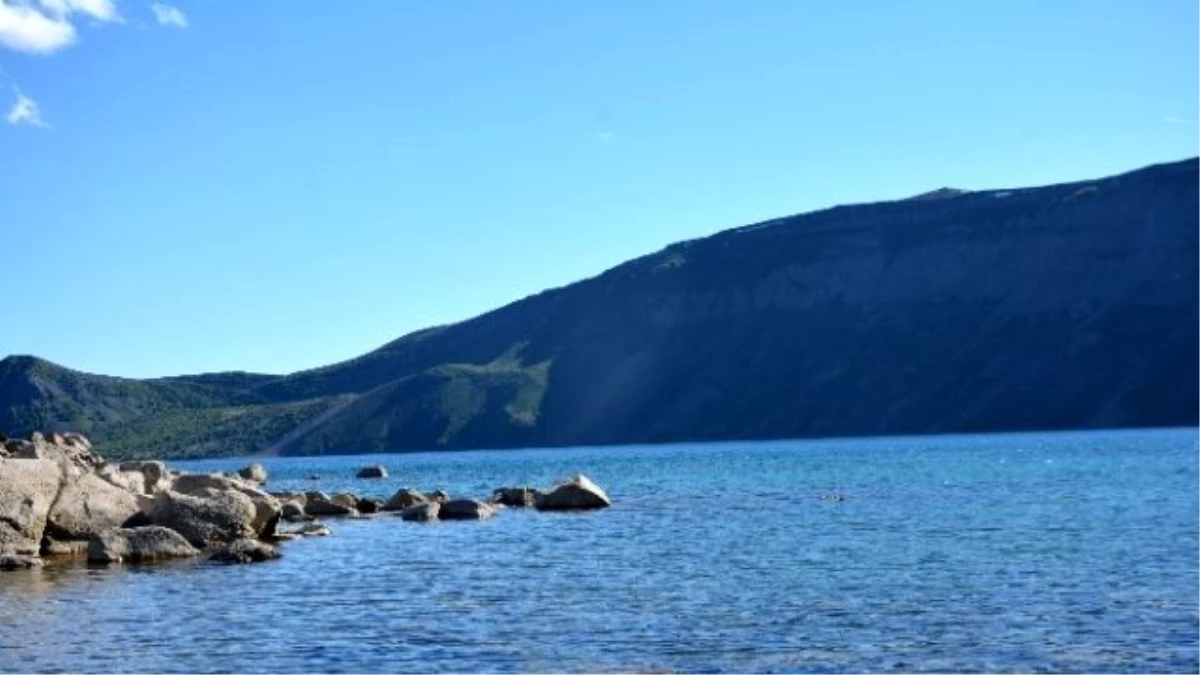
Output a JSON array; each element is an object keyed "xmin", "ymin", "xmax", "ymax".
[{"xmin": 3, "ymin": 158, "xmax": 1197, "ymax": 457}]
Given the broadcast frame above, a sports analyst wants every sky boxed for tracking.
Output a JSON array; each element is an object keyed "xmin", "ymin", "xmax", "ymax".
[{"xmin": 1, "ymin": 0, "xmax": 1196, "ymax": 378}]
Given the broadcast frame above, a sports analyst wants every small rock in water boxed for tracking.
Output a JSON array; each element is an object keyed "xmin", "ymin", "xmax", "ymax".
[
  {"xmin": 492, "ymin": 486, "xmax": 540, "ymax": 507},
  {"xmin": 208, "ymin": 539, "xmax": 282, "ymax": 564},
  {"xmin": 87, "ymin": 526, "xmax": 200, "ymax": 564},
  {"xmin": 355, "ymin": 465, "xmax": 388, "ymax": 479},
  {"xmin": 534, "ymin": 474, "xmax": 611, "ymax": 511},
  {"xmin": 400, "ymin": 502, "xmax": 439, "ymax": 522},
  {"xmin": 382, "ymin": 487, "xmax": 429, "ymax": 511},
  {"xmin": 439, "ymin": 499, "xmax": 498, "ymax": 521},
  {"xmin": 428, "ymin": 489, "xmax": 450, "ymax": 504},
  {"xmin": 355, "ymin": 497, "xmax": 382, "ymax": 514}
]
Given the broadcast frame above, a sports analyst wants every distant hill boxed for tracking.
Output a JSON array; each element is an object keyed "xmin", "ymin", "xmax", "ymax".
[{"xmin": 3, "ymin": 157, "xmax": 1197, "ymax": 460}]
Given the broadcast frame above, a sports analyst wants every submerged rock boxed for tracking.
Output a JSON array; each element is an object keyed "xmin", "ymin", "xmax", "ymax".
[
  {"xmin": 400, "ymin": 502, "xmax": 439, "ymax": 522},
  {"xmin": 88, "ymin": 526, "xmax": 200, "ymax": 564},
  {"xmin": 439, "ymin": 499, "xmax": 497, "ymax": 521},
  {"xmin": 355, "ymin": 465, "xmax": 388, "ymax": 479},
  {"xmin": 208, "ymin": 539, "xmax": 281, "ymax": 564},
  {"xmin": 534, "ymin": 475, "xmax": 611, "ymax": 511},
  {"xmin": 382, "ymin": 487, "xmax": 429, "ymax": 511}
]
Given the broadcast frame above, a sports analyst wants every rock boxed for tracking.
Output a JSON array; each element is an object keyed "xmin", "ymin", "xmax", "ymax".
[
  {"xmin": 0, "ymin": 458, "xmax": 64, "ymax": 559},
  {"xmin": 355, "ymin": 465, "xmax": 388, "ymax": 479},
  {"xmin": 269, "ymin": 491, "xmax": 307, "ymax": 506},
  {"xmin": 114, "ymin": 461, "xmax": 171, "ymax": 494},
  {"xmin": 492, "ymin": 487, "xmax": 540, "ymax": 507},
  {"xmin": 88, "ymin": 526, "xmax": 200, "ymax": 564},
  {"xmin": 208, "ymin": 539, "xmax": 281, "ymax": 564},
  {"xmin": 41, "ymin": 538, "xmax": 89, "ymax": 557},
  {"xmin": 291, "ymin": 522, "xmax": 332, "ymax": 537},
  {"xmin": 439, "ymin": 499, "xmax": 497, "ymax": 521},
  {"xmin": 0, "ymin": 552, "xmax": 43, "ymax": 570},
  {"xmin": 400, "ymin": 502, "xmax": 440, "ymax": 522},
  {"xmin": 280, "ymin": 501, "xmax": 307, "ymax": 520},
  {"xmin": 45, "ymin": 471, "xmax": 142, "ymax": 543},
  {"xmin": 428, "ymin": 489, "xmax": 450, "ymax": 504},
  {"xmin": 279, "ymin": 521, "xmax": 332, "ymax": 537},
  {"xmin": 382, "ymin": 487, "xmax": 429, "ymax": 511},
  {"xmin": 355, "ymin": 497, "xmax": 382, "ymax": 514},
  {"xmin": 534, "ymin": 474, "xmax": 612, "ymax": 511},
  {"xmin": 329, "ymin": 493, "xmax": 358, "ymax": 509},
  {"xmin": 144, "ymin": 490, "xmax": 259, "ymax": 547},
  {"xmin": 9, "ymin": 432, "xmax": 103, "ymax": 472},
  {"xmin": 170, "ymin": 473, "xmax": 281, "ymax": 538},
  {"xmin": 236, "ymin": 463, "xmax": 268, "ymax": 484},
  {"xmin": 304, "ymin": 495, "xmax": 356, "ymax": 517},
  {"xmin": 308, "ymin": 473, "xmax": 321, "ymax": 481}
]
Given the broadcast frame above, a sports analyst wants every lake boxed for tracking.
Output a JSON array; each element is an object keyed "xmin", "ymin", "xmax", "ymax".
[{"xmin": 0, "ymin": 428, "xmax": 1196, "ymax": 673}]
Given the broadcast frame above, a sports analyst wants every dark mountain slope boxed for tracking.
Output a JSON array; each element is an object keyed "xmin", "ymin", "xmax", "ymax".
[{"xmin": 2, "ymin": 157, "xmax": 1196, "ymax": 458}]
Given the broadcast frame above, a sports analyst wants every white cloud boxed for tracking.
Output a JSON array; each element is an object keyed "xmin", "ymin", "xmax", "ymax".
[
  {"xmin": 0, "ymin": 0, "xmax": 118, "ymax": 54},
  {"xmin": 597, "ymin": 131, "xmax": 616, "ymax": 143},
  {"xmin": 6, "ymin": 88, "xmax": 47, "ymax": 127},
  {"xmin": 150, "ymin": 3, "xmax": 186, "ymax": 27},
  {"xmin": 1163, "ymin": 116, "xmax": 1193, "ymax": 125}
]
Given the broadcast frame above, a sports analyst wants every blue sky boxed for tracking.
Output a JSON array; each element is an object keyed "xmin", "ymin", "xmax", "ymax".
[{"xmin": 1, "ymin": 0, "xmax": 1196, "ymax": 378}]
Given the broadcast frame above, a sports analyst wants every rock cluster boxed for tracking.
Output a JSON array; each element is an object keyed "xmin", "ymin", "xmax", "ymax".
[
  {"xmin": 0, "ymin": 431, "xmax": 613, "ymax": 572},
  {"xmin": 0, "ymin": 432, "xmax": 281, "ymax": 569}
]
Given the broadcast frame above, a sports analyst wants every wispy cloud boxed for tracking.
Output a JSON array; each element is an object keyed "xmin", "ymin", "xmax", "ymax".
[
  {"xmin": 1163, "ymin": 116, "xmax": 1193, "ymax": 126},
  {"xmin": 6, "ymin": 87, "xmax": 48, "ymax": 127},
  {"xmin": 150, "ymin": 3, "xmax": 186, "ymax": 28},
  {"xmin": 0, "ymin": 0, "xmax": 118, "ymax": 54},
  {"xmin": 597, "ymin": 131, "xmax": 616, "ymax": 143}
]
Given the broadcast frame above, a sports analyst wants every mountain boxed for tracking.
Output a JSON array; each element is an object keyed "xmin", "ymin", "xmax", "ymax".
[{"xmin": 3, "ymin": 157, "xmax": 1197, "ymax": 459}]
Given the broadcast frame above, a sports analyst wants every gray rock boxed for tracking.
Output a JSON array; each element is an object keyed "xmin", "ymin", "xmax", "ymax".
[
  {"xmin": 236, "ymin": 463, "xmax": 268, "ymax": 484},
  {"xmin": 0, "ymin": 552, "xmax": 43, "ymax": 570},
  {"xmin": 46, "ymin": 471, "xmax": 141, "ymax": 542},
  {"xmin": 304, "ymin": 497, "xmax": 356, "ymax": 517},
  {"xmin": 269, "ymin": 491, "xmax": 307, "ymax": 506},
  {"xmin": 0, "ymin": 458, "xmax": 63, "ymax": 559},
  {"xmin": 534, "ymin": 474, "xmax": 612, "ymax": 511},
  {"xmin": 400, "ymin": 502, "xmax": 440, "ymax": 522},
  {"xmin": 439, "ymin": 499, "xmax": 497, "ymax": 521},
  {"xmin": 329, "ymin": 493, "xmax": 358, "ymax": 509},
  {"xmin": 144, "ymin": 490, "xmax": 259, "ymax": 547},
  {"xmin": 87, "ymin": 526, "xmax": 200, "ymax": 564},
  {"xmin": 280, "ymin": 501, "xmax": 307, "ymax": 520},
  {"xmin": 428, "ymin": 489, "xmax": 450, "ymax": 504},
  {"xmin": 113, "ymin": 461, "xmax": 171, "ymax": 494},
  {"xmin": 382, "ymin": 487, "xmax": 429, "ymax": 511},
  {"xmin": 170, "ymin": 473, "xmax": 281, "ymax": 538},
  {"xmin": 355, "ymin": 465, "xmax": 388, "ymax": 479},
  {"xmin": 355, "ymin": 497, "xmax": 382, "ymax": 514},
  {"xmin": 492, "ymin": 486, "xmax": 540, "ymax": 507},
  {"xmin": 41, "ymin": 538, "xmax": 90, "ymax": 557},
  {"xmin": 208, "ymin": 539, "xmax": 281, "ymax": 564}
]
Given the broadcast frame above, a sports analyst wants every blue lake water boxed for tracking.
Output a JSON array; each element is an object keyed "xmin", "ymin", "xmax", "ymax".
[{"xmin": 0, "ymin": 428, "xmax": 1197, "ymax": 673}]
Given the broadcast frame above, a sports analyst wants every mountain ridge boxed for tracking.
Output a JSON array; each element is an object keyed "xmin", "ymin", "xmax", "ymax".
[{"xmin": 3, "ymin": 157, "xmax": 1197, "ymax": 459}]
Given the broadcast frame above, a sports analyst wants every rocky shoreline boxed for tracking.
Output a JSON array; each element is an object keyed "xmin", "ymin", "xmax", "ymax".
[{"xmin": 0, "ymin": 432, "xmax": 610, "ymax": 571}]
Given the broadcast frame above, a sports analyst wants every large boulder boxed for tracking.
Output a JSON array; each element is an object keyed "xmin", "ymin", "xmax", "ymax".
[
  {"xmin": 7, "ymin": 432, "xmax": 104, "ymax": 472},
  {"xmin": 144, "ymin": 490, "xmax": 259, "ymax": 547},
  {"xmin": 0, "ymin": 458, "xmax": 64, "ymax": 560},
  {"xmin": 355, "ymin": 497, "xmax": 382, "ymax": 514},
  {"xmin": 280, "ymin": 501, "xmax": 307, "ymax": 521},
  {"xmin": 45, "ymin": 472, "xmax": 142, "ymax": 543},
  {"xmin": 170, "ymin": 473, "xmax": 281, "ymax": 538},
  {"xmin": 208, "ymin": 539, "xmax": 281, "ymax": 564},
  {"xmin": 236, "ymin": 463, "xmax": 268, "ymax": 484},
  {"xmin": 88, "ymin": 526, "xmax": 200, "ymax": 564},
  {"xmin": 428, "ymin": 489, "xmax": 450, "ymax": 504},
  {"xmin": 382, "ymin": 488, "xmax": 429, "ymax": 511},
  {"xmin": 492, "ymin": 487, "xmax": 540, "ymax": 507},
  {"xmin": 534, "ymin": 475, "xmax": 612, "ymax": 511},
  {"xmin": 439, "ymin": 499, "xmax": 497, "ymax": 521},
  {"xmin": 355, "ymin": 465, "xmax": 388, "ymax": 479},
  {"xmin": 400, "ymin": 502, "xmax": 440, "ymax": 522},
  {"xmin": 329, "ymin": 493, "xmax": 358, "ymax": 509}
]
